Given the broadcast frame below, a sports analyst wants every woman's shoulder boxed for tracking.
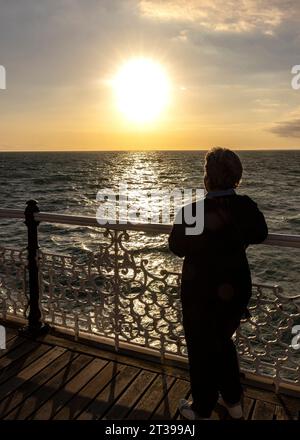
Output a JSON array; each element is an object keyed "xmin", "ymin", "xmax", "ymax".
[
  {"xmin": 203, "ymin": 193, "xmax": 256, "ymax": 205},
  {"xmin": 235, "ymin": 194, "xmax": 258, "ymax": 206},
  {"xmin": 232, "ymin": 194, "xmax": 264, "ymax": 217},
  {"xmin": 203, "ymin": 194, "xmax": 260, "ymax": 214}
]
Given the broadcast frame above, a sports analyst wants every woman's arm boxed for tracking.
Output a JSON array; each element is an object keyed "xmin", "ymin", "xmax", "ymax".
[
  {"xmin": 240, "ymin": 196, "xmax": 268, "ymax": 245},
  {"xmin": 168, "ymin": 206, "xmax": 210, "ymax": 257},
  {"xmin": 168, "ymin": 208, "xmax": 187, "ymax": 257}
]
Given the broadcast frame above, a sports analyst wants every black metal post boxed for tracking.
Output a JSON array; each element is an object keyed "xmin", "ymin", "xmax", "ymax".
[{"xmin": 20, "ymin": 200, "xmax": 49, "ymax": 337}]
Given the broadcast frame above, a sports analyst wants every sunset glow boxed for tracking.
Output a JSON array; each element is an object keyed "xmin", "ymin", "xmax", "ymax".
[{"xmin": 113, "ymin": 58, "xmax": 170, "ymax": 124}]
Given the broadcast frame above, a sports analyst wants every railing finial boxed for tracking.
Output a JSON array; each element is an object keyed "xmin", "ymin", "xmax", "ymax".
[{"xmin": 25, "ymin": 199, "xmax": 39, "ymax": 213}]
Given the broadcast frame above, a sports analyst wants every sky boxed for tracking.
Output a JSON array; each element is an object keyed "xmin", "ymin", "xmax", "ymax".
[{"xmin": 0, "ymin": 0, "xmax": 300, "ymax": 151}]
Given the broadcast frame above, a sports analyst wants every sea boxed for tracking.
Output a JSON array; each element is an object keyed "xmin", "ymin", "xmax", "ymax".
[{"xmin": 0, "ymin": 150, "xmax": 299, "ymax": 297}]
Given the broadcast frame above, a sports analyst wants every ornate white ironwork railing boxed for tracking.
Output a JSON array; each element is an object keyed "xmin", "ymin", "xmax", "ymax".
[{"xmin": 0, "ymin": 207, "xmax": 299, "ymax": 394}]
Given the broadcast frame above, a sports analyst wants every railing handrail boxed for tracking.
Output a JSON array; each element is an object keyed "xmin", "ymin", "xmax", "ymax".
[{"xmin": 0, "ymin": 207, "xmax": 300, "ymax": 248}]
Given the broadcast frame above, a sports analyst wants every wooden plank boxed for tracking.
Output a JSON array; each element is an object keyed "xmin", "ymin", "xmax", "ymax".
[
  {"xmin": 0, "ymin": 346, "xmax": 66, "ymax": 401},
  {"xmin": 104, "ymin": 370, "xmax": 157, "ymax": 420},
  {"xmin": 0, "ymin": 335, "xmax": 25, "ymax": 359},
  {"xmin": 0, "ymin": 325, "xmax": 18, "ymax": 343},
  {"xmin": 5, "ymin": 353, "xmax": 93, "ymax": 420},
  {"xmin": 54, "ymin": 359, "xmax": 118, "ymax": 420},
  {"xmin": 252, "ymin": 400, "xmax": 275, "ymax": 420},
  {"xmin": 4, "ymin": 327, "xmax": 18, "ymax": 342},
  {"xmin": 76, "ymin": 365, "xmax": 140, "ymax": 420},
  {"xmin": 275, "ymin": 405, "xmax": 289, "ymax": 420},
  {"xmin": 127, "ymin": 374, "xmax": 176, "ymax": 420},
  {"xmin": 0, "ymin": 340, "xmax": 39, "ymax": 370},
  {"xmin": 244, "ymin": 385, "xmax": 300, "ymax": 420},
  {"xmin": 243, "ymin": 385, "xmax": 280, "ymax": 405},
  {"xmin": 31, "ymin": 357, "xmax": 108, "ymax": 420},
  {"xmin": 276, "ymin": 395, "xmax": 300, "ymax": 421},
  {"xmin": 243, "ymin": 396, "xmax": 254, "ymax": 420},
  {"xmin": 4, "ymin": 334, "xmax": 17, "ymax": 344},
  {"xmin": 0, "ymin": 350, "xmax": 80, "ymax": 418},
  {"xmin": 38, "ymin": 332, "xmax": 189, "ymax": 381},
  {"xmin": 103, "ymin": 369, "xmax": 157, "ymax": 420},
  {"xmin": 0, "ymin": 343, "xmax": 51, "ymax": 386},
  {"xmin": 152, "ymin": 379, "xmax": 190, "ymax": 420}
]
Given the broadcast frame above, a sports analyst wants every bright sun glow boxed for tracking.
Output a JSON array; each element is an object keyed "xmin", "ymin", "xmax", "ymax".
[{"xmin": 113, "ymin": 58, "xmax": 170, "ymax": 123}]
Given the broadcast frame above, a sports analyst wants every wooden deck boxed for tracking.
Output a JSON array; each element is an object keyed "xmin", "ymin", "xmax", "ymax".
[{"xmin": 0, "ymin": 325, "xmax": 299, "ymax": 420}]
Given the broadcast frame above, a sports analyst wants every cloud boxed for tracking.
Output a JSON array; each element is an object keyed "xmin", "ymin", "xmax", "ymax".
[
  {"xmin": 138, "ymin": 0, "xmax": 295, "ymax": 35},
  {"xmin": 137, "ymin": 0, "xmax": 300, "ymax": 84},
  {"xmin": 271, "ymin": 118, "xmax": 300, "ymax": 137}
]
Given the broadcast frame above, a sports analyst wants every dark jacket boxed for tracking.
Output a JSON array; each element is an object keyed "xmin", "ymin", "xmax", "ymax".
[{"xmin": 169, "ymin": 193, "xmax": 268, "ymax": 326}]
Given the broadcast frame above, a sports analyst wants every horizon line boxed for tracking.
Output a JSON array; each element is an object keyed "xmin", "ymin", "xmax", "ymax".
[{"xmin": 1, "ymin": 147, "xmax": 300, "ymax": 153}]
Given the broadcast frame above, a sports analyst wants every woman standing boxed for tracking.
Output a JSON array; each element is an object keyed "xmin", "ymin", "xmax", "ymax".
[{"xmin": 169, "ymin": 147, "xmax": 268, "ymax": 419}]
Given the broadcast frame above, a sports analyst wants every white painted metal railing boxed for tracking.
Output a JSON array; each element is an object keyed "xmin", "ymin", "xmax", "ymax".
[
  {"xmin": 1, "ymin": 208, "xmax": 300, "ymax": 247},
  {"xmin": 0, "ymin": 208, "xmax": 299, "ymax": 395}
]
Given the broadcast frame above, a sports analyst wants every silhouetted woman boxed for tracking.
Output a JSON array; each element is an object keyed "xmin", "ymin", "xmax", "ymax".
[{"xmin": 169, "ymin": 147, "xmax": 268, "ymax": 419}]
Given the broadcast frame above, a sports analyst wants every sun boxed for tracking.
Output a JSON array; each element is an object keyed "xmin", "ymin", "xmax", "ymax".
[{"xmin": 113, "ymin": 58, "xmax": 170, "ymax": 124}]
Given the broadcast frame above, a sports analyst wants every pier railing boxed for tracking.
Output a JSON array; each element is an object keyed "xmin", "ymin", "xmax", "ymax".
[{"xmin": 0, "ymin": 202, "xmax": 299, "ymax": 394}]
